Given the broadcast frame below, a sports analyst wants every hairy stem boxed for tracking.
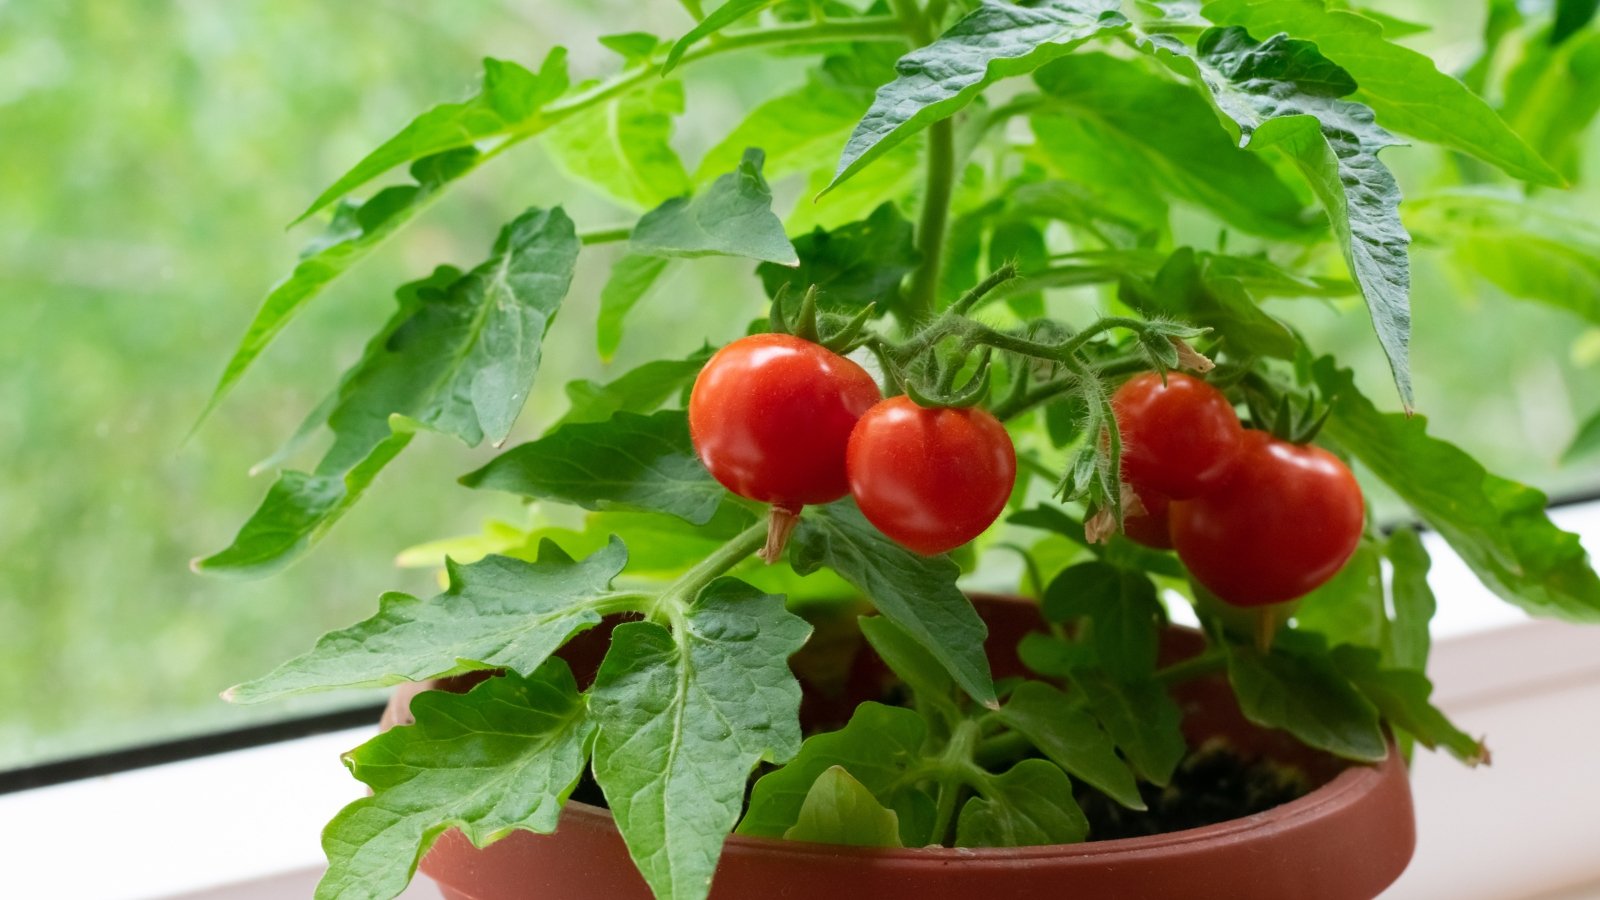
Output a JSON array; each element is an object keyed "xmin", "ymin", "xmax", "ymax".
[{"xmin": 907, "ymin": 118, "xmax": 956, "ymax": 321}]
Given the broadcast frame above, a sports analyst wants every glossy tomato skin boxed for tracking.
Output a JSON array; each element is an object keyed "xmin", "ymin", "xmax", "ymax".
[
  {"xmin": 1170, "ymin": 430, "xmax": 1365, "ymax": 607},
  {"xmin": 1113, "ymin": 372, "xmax": 1243, "ymax": 500},
  {"xmin": 1122, "ymin": 485, "xmax": 1174, "ymax": 550},
  {"xmin": 689, "ymin": 333, "xmax": 881, "ymax": 509},
  {"xmin": 846, "ymin": 396, "xmax": 1017, "ymax": 556}
]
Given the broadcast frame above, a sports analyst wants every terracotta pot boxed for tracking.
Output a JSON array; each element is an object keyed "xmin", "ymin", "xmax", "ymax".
[{"xmin": 381, "ymin": 596, "xmax": 1415, "ymax": 900}]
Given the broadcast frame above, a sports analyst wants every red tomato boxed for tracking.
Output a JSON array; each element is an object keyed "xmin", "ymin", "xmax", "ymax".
[
  {"xmin": 846, "ymin": 396, "xmax": 1017, "ymax": 556},
  {"xmin": 1170, "ymin": 430, "xmax": 1365, "ymax": 607},
  {"xmin": 1121, "ymin": 485, "xmax": 1173, "ymax": 550},
  {"xmin": 689, "ymin": 333, "xmax": 881, "ymax": 510},
  {"xmin": 1112, "ymin": 372, "xmax": 1243, "ymax": 500}
]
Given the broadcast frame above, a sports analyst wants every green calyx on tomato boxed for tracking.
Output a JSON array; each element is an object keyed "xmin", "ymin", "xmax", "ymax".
[{"xmin": 769, "ymin": 283, "xmax": 876, "ymax": 355}]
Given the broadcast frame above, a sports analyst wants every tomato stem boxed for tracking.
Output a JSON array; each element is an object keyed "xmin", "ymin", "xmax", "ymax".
[
  {"xmin": 758, "ymin": 504, "xmax": 802, "ymax": 564},
  {"xmin": 654, "ymin": 521, "xmax": 768, "ymax": 618}
]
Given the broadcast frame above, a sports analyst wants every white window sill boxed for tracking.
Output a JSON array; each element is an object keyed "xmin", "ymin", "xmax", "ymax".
[{"xmin": 4, "ymin": 502, "xmax": 1598, "ymax": 900}]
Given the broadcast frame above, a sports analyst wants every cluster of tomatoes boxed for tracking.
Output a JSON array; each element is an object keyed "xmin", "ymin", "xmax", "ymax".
[
  {"xmin": 1113, "ymin": 372, "xmax": 1365, "ymax": 608},
  {"xmin": 689, "ymin": 333, "xmax": 1017, "ymax": 558}
]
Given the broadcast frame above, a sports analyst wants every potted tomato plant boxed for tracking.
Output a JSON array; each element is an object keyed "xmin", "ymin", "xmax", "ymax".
[{"xmin": 196, "ymin": 1, "xmax": 1600, "ymax": 899}]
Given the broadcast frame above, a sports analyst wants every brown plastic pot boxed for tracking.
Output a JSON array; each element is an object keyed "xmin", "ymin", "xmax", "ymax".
[{"xmin": 381, "ymin": 596, "xmax": 1415, "ymax": 900}]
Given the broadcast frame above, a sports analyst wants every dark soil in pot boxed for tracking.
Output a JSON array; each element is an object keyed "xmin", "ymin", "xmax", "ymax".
[{"xmin": 388, "ymin": 595, "xmax": 1414, "ymax": 900}]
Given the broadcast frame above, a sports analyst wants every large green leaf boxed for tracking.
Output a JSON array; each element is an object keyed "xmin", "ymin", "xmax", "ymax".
[
  {"xmin": 1332, "ymin": 645, "xmax": 1487, "ymax": 765},
  {"xmin": 1294, "ymin": 539, "xmax": 1386, "ymax": 653},
  {"xmin": 197, "ymin": 150, "xmax": 479, "ymax": 426},
  {"xmin": 225, "ymin": 539, "xmax": 629, "ymax": 703},
  {"xmin": 996, "ymin": 681, "xmax": 1145, "ymax": 810},
  {"xmin": 1314, "ymin": 357, "xmax": 1600, "ymax": 622},
  {"xmin": 589, "ymin": 578, "xmax": 811, "ymax": 900},
  {"xmin": 1225, "ymin": 634, "xmax": 1387, "ymax": 762},
  {"xmin": 1070, "ymin": 668, "xmax": 1186, "ymax": 786},
  {"xmin": 740, "ymin": 702, "xmax": 933, "ymax": 845},
  {"xmin": 298, "ymin": 51, "xmax": 571, "ymax": 221},
  {"xmin": 955, "ymin": 759, "xmax": 1089, "ymax": 847},
  {"xmin": 554, "ymin": 347, "xmax": 712, "ymax": 429},
  {"xmin": 1042, "ymin": 562, "xmax": 1163, "ymax": 681},
  {"xmin": 1155, "ymin": 26, "xmax": 1414, "ymax": 408},
  {"xmin": 198, "ymin": 208, "xmax": 581, "ymax": 576},
  {"xmin": 827, "ymin": 0, "xmax": 1129, "ymax": 191},
  {"xmin": 632, "ymin": 148, "xmax": 799, "ymax": 265},
  {"xmin": 546, "ymin": 79, "xmax": 692, "ymax": 211},
  {"xmin": 315, "ymin": 664, "xmax": 593, "ymax": 900},
  {"xmin": 858, "ymin": 614, "xmax": 954, "ymax": 703},
  {"xmin": 1031, "ymin": 53, "xmax": 1315, "ymax": 239},
  {"xmin": 462, "ymin": 410, "xmax": 724, "ymax": 526},
  {"xmin": 1385, "ymin": 526, "xmax": 1436, "ymax": 671},
  {"xmin": 757, "ymin": 202, "xmax": 919, "ymax": 314},
  {"xmin": 1202, "ymin": 0, "xmax": 1563, "ymax": 186},
  {"xmin": 783, "ymin": 766, "xmax": 905, "ymax": 848},
  {"xmin": 790, "ymin": 502, "xmax": 996, "ymax": 706}
]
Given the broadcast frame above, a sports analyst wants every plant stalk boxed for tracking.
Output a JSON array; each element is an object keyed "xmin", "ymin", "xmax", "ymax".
[
  {"xmin": 654, "ymin": 521, "xmax": 768, "ymax": 618},
  {"xmin": 907, "ymin": 118, "xmax": 955, "ymax": 322}
]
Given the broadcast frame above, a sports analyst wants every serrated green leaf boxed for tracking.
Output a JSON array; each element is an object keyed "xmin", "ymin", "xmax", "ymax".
[
  {"xmin": 828, "ymin": 0, "xmax": 1130, "ymax": 192},
  {"xmin": 315, "ymin": 664, "xmax": 593, "ymax": 900},
  {"xmin": 197, "ymin": 149, "xmax": 479, "ymax": 427},
  {"xmin": 1385, "ymin": 526, "xmax": 1435, "ymax": 671},
  {"xmin": 590, "ymin": 578, "xmax": 811, "ymax": 900},
  {"xmin": 462, "ymin": 410, "xmax": 724, "ymax": 526},
  {"xmin": 546, "ymin": 79, "xmax": 692, "ymax": 211},
  {"xmin": 1155, "ymin": 26, "xmax": 1413, "ymax": 408},
  {"xmin": 757, "ymin": 202, "xmax": 919, "ymax": 314},
  {"xmin": 1314, "ymin": 357, "xmax": 1600, "ymax": 622},
  {"xmin": 1225, "ymin": 634, "xmax": 1387, "ymax": 762},
  {"xmin": 227, "ymin": 539, "xmax": 628, "ymax": 703},
  {"xmin": 198, "ymin": 208, "xmax": 581, "ymax": 577},
  {"xmin": 632, "ymin": 148, "xmax": 798, "ymax": 265},
  {"xmin": 783, "ymin": 766, "xmax": 905, "ymax": 848},
  {"xmin": 1201, "ymin": 0, "xmax": 1563, "ymax": 187},
  {"xmin": 555, "ymin": 347, "xmax": 712, "ymax": 430},
  {"xmin": 298, "ymin": 51, "xmax": 571, "ymax": 221},
  {"xmin": 955, "ymin": 759, "xmax": 1088, "ymax": 847},
  {"xmin": 597, "ymin": 253, "xmax": 673, "ymax": 361},
  {"xmin": 1071, "ymin": 668, "xmax": 1185, "ymax": 786},
  {"xmin": 996, "ymin": 681, "xmax": 1144, "ymax": 810},
  {"xmin": 741, "ymin": 702, "xmax": 934, "ymax": 845},
  {"xmin": 790, "ymin": 502, "xmax": 996, "ymax": 706},
  {"xmin": 1294, "ymin": 539, "xmax": 1386, "ymax": 652},
  {"xmin": 666, "ymin": 0, "xmax": 784, "ymax": 71},
  {"xmin": 1032, "ymin": 53, "xmax": 1316, "ymax": 240},
  {"xmin": 1043, "ymin": 562, "xmax": 1163, "ymax": 680},
  {"xmin": 859, "ymin": 614, "xmax": 953, "ymax": 702},
  {"xmin": 1331, "ymin": 645, "xmax": 1486, "ymax": 765}
]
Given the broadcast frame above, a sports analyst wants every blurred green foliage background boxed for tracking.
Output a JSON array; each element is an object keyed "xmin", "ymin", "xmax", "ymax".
[{"xmin": 2, "ymin": 0, "xmax": 1598, "ymax": 768}]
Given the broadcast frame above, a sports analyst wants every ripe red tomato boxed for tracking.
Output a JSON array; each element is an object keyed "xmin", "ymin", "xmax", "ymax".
[
  {"xmin": 1112, "ymin": 372, "xmax": 1243, "ymax": 500},
  {"xmin": 845, "ymin": 396, "xmax": 1017, "ymax": 556},
  {"xmin": 1170, "ymin": 430, "xmax": 1365, "ymax": 607},
  {"xmin": 1121, "ymin": 485, "xmax": 1173, "ymax": 550},
  {"xmin": 689, "ymin": 333, "xmax": 881, "ymax": 510}
]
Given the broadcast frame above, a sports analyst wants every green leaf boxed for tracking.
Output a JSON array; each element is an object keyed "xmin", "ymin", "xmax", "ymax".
[
  {"xmin": 1331, "ymin": 645, "xmax": 1487, "ymax": 765},
  {"xmin": 757, "ymin": 203, "xmax": 919, "ymax": 313},
  {"xmin": 1385, "ymin": 526, "xmax": 1435, "ymax": 671},
  {"xmin": 546, "ymin": 79, "xmax": 692, "ymax": 211},
  {"xmin": 589, "ymin": 578, "xmax": 811, "ymax": 900},
  {"xmin": 1294, "ymin": 539, "xmax": 1386, "ymax": 653},
  {"xmin": 1119, "ymin": 248, "xmax": 1300, "ymax": 360},
  {"xmin": 859, "ymin": 614, "xmax": 954, "ymax": 702},
  {"xmin": 197, "ymin": 207, "xmax": 581, "ymax": 576},
  {"xmin": 599, "ymin": 32, "xmax": 664, "ymax": 64},
  {"xmin": 955, "ymin": 759, "xmax": 1088, "ymax": 847},
  {"xmin": 1158, "ymin": 26, "xmax": 1414, "ymax": 409},
  {"xmin": 1225, "ymin": 634, "xmax": 1387, "ymax": 762},
  {"xmin": 666, "ymin": 0, "xmax": 784, "ymax": 71},
  {"xmin": 315, "ymin": 664, "xmax": 593, "ymax": 900},
  {"xmin": 225, "ymin": 539, "xmax": 628, "ymax": 703},
  {"xmin": 1201, "ymin": 0, "xmax": 1563, "ymax": 186},
  {"xmin": 741, "ymin": 702, "xmax": 934, "ymax": 845},
  {"xmin": 783, "ymin": 766, "xmax": 905, "ymax": 847},
  {"xmin": 1568, "ymin": 407, "xmax": 1600, "ymax": 464},
  {"xmin": 1043, "ymin": 562, "xmax": 1163, "ymax": 680},
  {"xmin": 790, "ymin": 502, "xmax": 996, "ymax": 706},
  {"xmin": 298, "ymin": 51, "xmax": 571, "ymax": 221},
  {"xmin": 596, "ymin": 253, "xmax": 673, "ymax": 361},
  {"xmin": 1031, "ymin": 53, "xmax": 1316, "ymax": 240},
  {"xmin": 1554, "ymin": 0, "xmax": 1600, "ymax": 45},
  {"xmin": 996, "ymin": 681, "xmax": 1145, "ymax": 810},
  {"xmin": 632, "ymin": 148, "xmax": 799, "ymax": 265},
  {"xmin": 461, "ymin": 410, "xmax": 725, "ymax": 526},
  {"xmin": 1070, "ymin": 668, "xmax": 1186, "ymax": 786},
  {"xmin": 555, "ymin": 347, "xmax": 712, "ymax": 429},
  {"xmin": 1314, "ymin": 357, "xmax": 1600, "ymax": 622},
  {"xmin": 827, "ymin": 0, "xmax": 1130, "ymax": 192},
  {"xmin": 1502, "ymin": 29, "xmax": 1600, "ymax": 182},
  {"xmin": 197, "ymin": 150, "xmax": 479, "ymax": 426}
]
